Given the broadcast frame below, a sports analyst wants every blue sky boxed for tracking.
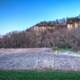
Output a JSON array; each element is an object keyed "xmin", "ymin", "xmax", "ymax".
[{"xmin": 0, "ymin": 0, "xmax": 80, "ymax": 35}]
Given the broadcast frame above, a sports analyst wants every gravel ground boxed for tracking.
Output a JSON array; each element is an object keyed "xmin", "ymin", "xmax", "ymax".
[{"xmin": 0, "ymin": 48, "xmax": 80, "ymax": 71}]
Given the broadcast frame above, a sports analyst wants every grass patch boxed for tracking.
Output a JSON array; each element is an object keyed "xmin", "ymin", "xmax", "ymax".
[
  {"xmin": 53, "ymin": 47, "xmax": 73, "ymax": 52},
  {"xmin": 0, "ymin": 70, "xmax": 80, "ymax": 80}
]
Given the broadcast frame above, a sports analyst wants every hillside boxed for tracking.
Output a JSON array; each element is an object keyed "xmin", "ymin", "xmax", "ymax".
[{"xmin": 0, "ymin": 16, "xmax": 80, "ymax": 50}]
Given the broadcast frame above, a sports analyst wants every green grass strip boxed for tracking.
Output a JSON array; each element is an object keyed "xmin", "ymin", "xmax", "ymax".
[{"xmin": 0, "ymin": 70, "xmax": 80, "ymax": 80}]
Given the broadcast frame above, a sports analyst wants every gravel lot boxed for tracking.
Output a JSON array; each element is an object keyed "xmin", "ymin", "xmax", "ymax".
[{"xmin": 0, "ymin": 48, "xmax": 80, "ymax": 71}]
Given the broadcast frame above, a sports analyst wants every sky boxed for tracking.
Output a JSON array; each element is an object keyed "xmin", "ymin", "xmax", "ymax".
[{"xmin": 0, "ymin": 0, "xmax": 80, "ymax": 35}]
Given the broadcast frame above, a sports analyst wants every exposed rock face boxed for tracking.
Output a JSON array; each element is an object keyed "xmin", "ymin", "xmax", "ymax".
[
  {"xmin": 27, "ymin": 17, "xmax": 80, "ymax": 32},
  {"xmin": 0, "ymin": 48, "xmax": 80, "ymax": 71}
]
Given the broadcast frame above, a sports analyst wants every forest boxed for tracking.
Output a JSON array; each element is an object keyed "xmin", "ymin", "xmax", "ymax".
[{"xmin": 0, "ymin": 24, "xmax": 80, "ymax": 51}]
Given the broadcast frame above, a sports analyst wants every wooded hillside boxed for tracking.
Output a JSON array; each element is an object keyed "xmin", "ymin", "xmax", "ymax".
[{"xmin": 0, "ymin": 17, "xmax": 80, "ymax": 50}]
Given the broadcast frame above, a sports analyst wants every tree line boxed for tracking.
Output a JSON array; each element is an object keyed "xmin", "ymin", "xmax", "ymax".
[{"xmin": 0, "ymin": 27, "xmax": 80, "ymax": 51}]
